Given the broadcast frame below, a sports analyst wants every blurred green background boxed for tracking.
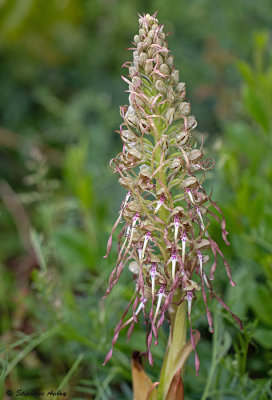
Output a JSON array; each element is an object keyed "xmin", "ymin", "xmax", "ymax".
[{"xmin": 0, "ymin": 1, "xmax": 271, "ymax": 399}]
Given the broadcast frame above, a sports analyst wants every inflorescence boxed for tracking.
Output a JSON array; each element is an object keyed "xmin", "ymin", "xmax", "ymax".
[{"xmin": 103, "ymin": 11, "xmax": 242, "ymax": 373}]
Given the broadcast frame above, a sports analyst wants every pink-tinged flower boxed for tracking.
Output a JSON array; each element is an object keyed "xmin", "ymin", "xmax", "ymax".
[
  {"xmin": 182, "ymin": 233, "xmax": 187, "ymax": 264},
  {"xmin": 153, "ymin": 285, "xmax": 166, "ymax": 323},
  {"xmin": 141, "ymin": 231, "xmax": 151, "ymax": 261},
  {"xmin": 150, "ymin": 262, "xmax": 157, "ymax": 299},
  {"xmin": 103, "ymin": 11, "xmax": 242, "ymax": 373},
  {"xmin": 186, "ymin": 188, "xmax": 195, "ymax": 204},
  {"xmin": 154, "ymin": 193, "xmax": 166, "ymax": 213},
  {"xmin": 174, "ymin": 215, "xmax": 180, "ymax": 242}
]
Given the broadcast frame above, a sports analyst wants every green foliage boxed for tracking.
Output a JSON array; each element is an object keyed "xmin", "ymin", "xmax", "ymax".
[{"xmin": 215, "ymin": 30, "xmax": 272, "ymax": 385}]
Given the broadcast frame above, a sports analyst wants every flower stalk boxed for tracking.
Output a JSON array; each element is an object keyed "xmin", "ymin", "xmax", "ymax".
[{"xmin": 103, "ymin": 11, "xmax": 242, "ymax": 399}]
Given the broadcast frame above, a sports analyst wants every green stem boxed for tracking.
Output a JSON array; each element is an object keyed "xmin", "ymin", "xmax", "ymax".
[
  {"xmin": 157, "ymin": 300, "xmax": 187, "ymax": 400},
  {"xmin": 152, "ymin": 118, "xmax": 188, "ymax": 399}
]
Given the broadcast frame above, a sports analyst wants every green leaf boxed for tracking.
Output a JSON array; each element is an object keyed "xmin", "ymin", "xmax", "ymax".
[
  {"xmin": 158, "ymin": 302, "xmax": 200, "ymax": 400},
  {"xmin": 249, "ymin": 284, "xmax": 272, "ymax": 327},
  {"xmin": 243, "ymin": 87, "xmax": 270, "ymax": 133},
  {"xmin": 252, "ymin": 328, "xmax": 272, "ymax": 349},
  {"xmin": 237, "ymin": 61, "xmax": 254, "ymax": 86}
]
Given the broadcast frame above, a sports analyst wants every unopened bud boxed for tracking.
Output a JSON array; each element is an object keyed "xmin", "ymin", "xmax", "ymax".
[
  {"xmin": 187, "ymin": 116, "xmax": 197, "ymax": 130},
  {"xmin": 195, "ymin": 239, "xmax": 210, "ymax": 250},
  {"xmin": 148, "ymin": 29, "xmax": 155, "ymax": 39},
  {"xmin": 139, "ymin": 52, "xmax": 148, "ymax": 67},
  {"xmin": 143, "ymin": 37, "xmax": 152, "ymax": 47},
  {"xmin": 177, "ymin": 131, "xmax": 189, "ymax": 145},
  {"xmin": 159, "ymin": 32, "xmax": 165, "ymax": 40},
  {"xmin": 133, "ymin": 50, "xmax": 138, "ymax": 60},
  {"xmin": 137, "ymin": 42, "xmax": 144, "ymax": 54},
  {"xmin": 155, "ymin": 80, "xmax": 167, "ymax": 94},
  {"xmin": 183, "ymin": 176, "xmax": 198, "ymax": 189},
  {"xmin": 134, "ymin": 35, "xmax": 140, "ymax": 44},
  {"xmin": 155, "ymin": 54, "xmax": 164, "ymax": 65},
  {"xmin": 120, "ymin": 129, "xmax": 137, "ymax": 144},
  {"xmin": 160, "ymin": 63, "xmax": 169, "ymax": 75},
  {"xmin": 171, "ymin": 70, "xmax": 179, "ymax": 85},
  {"xmin": 134, "ymin": 95, "xmax": 145, "ymax": 107},
  {"xmin": 126, "ymin": 110, "xmax": 138, "ymax": 126},
  {"xmin": 167, "ymin": 55, "xmax": 174, "ymax": 67},
  {"xmin": 139, "ymin": 28, "xmax": 145, "ymax": 37},
  {"xmin": 147, "ymin": 46, "xmax": 156, "ymax": 58},
  {"xmin": 165, "ymin": 108, "xmax": 175, "ymax": 124},
  {"xmin": 188, "ymin": 149, "xmax": 203, "ymax": 163},
  {"xmin": 176, "ymin": 82, "xmax": 186, "ymax": 92},
  {"xmin": 129, "ymin": 66, "xmax": 137, "ymax": 77},
  {"xmin": 167, "ymin": 87, "xmax": 175, "ymax": 103},
  {"xmin": 170, "ymin": 159, "xmax": 182, "ymax": 169},
  {"xmin": 132, "ymin": 76, "xmax": 142, "ymax": 87},
  {"xmin": 144, "ymin": 60, "xmax": 153, "ymax": 75},
  {"xmin": 178, "ymin": 102, "xmax": 190, "ymax": 116}
]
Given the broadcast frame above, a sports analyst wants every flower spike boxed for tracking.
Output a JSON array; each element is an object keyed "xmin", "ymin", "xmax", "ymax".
[{"xmin": 103, "ymin": 12, "xmax": 241, "ymax": 373}]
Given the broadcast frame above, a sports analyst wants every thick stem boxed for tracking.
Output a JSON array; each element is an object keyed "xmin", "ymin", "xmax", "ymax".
[{"xmin": 157, "ymin": 299, "xmax": 187, "ymax": 400}]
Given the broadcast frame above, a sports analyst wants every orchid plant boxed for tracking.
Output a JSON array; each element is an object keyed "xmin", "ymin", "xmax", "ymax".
[{"xmin": 103, "ymin": 11, "xmax": 242, "ymax": 400}]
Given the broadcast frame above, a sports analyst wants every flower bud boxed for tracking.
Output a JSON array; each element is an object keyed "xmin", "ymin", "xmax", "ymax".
[
  {"xmin": 159, "ymin": 32, "xmax": 165, "ymax": 40},
  {"xmin": 120, "ymin": 129, "xmax": 137, "ymax": 144},
  {"xmin": 139, "ymin": 52, "xmax": 148, "ymax": 67},
  {"xmin": 167, "ymin": 87, "xmax": 175, "ymax": 103},
  {"xmin": 171, "ymin": 70, "xmax": 179, "ymax": 85},
  {"xmin": 170, "ymin": 158, "xmax": 182, "ymax": 169},
  {"xmin": 187, "ymin": 116, "xmax": 197, "ymax": 130},
  {"xmin": 147, "ymin": 46, "xmax": 156, "ymax": 58},
  {"xmin": 195, "ymin": 239, "xmax": 210, "ymax": 250},
  {"xmin": 144, "ymin": 60, "xmax": 153, "ymax": 75},
  {"xmin": 177, "ymin": 131, "xmax": 189, "ymax": 145},
  {"xmin": 125, "ymin": 108, "xmax": 138, "ymax": 126},
  {"xmin": 182, "ymin": 176, "xmax": 198, "ymax": 188},
  {"xmin": 129, "ymin": 66, "xmax": 137, "ymax": 77},
  {"xmin": 188, "ymin": 149, "xmax": 203, "ymax": 163},
  {"xmin": 139, "ymin": 28, "xmax": 145, "ymax": 37},
  {"xmin": 125, "ymin": 148, "xmax": 142, "ymax": 163},
  {"xmin": 160, "ymin": 63, "xmax": 169, "ymax": 75},
  {"xmin": 155, "ymin": 80, "xmax": 167, "ymax": 94},
  {"xmin": 148, "ymin": 29, "xmax": 155, "ymax": 39},
  {"xmin": 143, "ymin": 37, "xmax": 152, "ymax": 47},
  {"xmin": 155, "ymin": 54, "xmax": 164, "ymax": 65},
  {"xmin": 178, "ymin": 102, "xmax": 191, "ymax": 117},
  {"xmin": 137, "ymin": 42, "xmax": 144, "ymax": 54},
  {"xmin": 132, "ymin": 76, "xmax": 142, "ymax": 87},
  {"xmin": 118, "ymin": 176, "xmax": 135, "ymax": 189},
  {"xmin": 134, "ymin": 95, "xmax": 145, "ymax": 108},
  {"xmin": 133, "ymin": 51, "xmax": 139, "ymax": 62},
  {"xmin": 176, "ymin": 82, "xmax": 186, "ymax": 92},
  {"xmin": 134, "ymin": 35, "xmax": 140, "ymax": 44},
  {"xmin": 167, "ymin": 55, "xmax": 174, "ymax": 67},
  {"xmin": 165, "ymin": 107, "xmax": 175, "ymax": 124}
]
